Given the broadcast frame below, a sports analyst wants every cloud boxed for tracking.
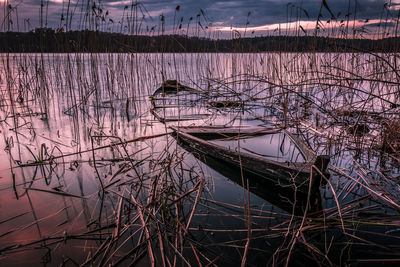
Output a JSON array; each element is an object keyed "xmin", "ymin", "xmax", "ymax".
[
  {"xmin": 1, "ymin": 0, "xmax": 395, "ymax": 36},
  {"xmin": 367, "ymin": 21, "xmax": 396, "ymax": 27}
]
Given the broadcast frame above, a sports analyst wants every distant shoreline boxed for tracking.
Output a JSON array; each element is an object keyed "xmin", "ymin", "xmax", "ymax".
[{"xmin": 1, "ymin": 29, "xmax": 399, "ymax": 53}]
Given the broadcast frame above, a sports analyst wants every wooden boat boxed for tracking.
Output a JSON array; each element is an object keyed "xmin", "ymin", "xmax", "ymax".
[
  {"xmin": 171, "ymin": 126, "xmax": 330, "ymax": 194},
  {"xmin": 150, "ymin": 80, "xmax": 210, "ymax": 122},
  {"xmin": 150, "ymin": 80, "xmax": 202, "ymax": 107},
  {"xmin": 179, "ymin": 139, "xmax": 324, "ymax": 215}
]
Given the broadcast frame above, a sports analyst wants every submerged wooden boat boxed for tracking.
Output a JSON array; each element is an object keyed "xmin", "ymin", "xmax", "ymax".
[
  {"xmin": 178, "ymin": 138, "xmax": 324, "ymax": 215},
  {"xmin": 171, "ymin": 126, "xmax": 330, "ymax": 194},
  {"xmin": 150, "ymin": 80, "xmax": 210, "ymax": 122},
  {"xmin": 150, "ymin": 80, "xmax": 202, "ymax": 106}
]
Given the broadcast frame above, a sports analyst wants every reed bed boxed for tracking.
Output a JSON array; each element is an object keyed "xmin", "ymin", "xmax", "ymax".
[{"xmin": 1, "ymin": 0, "xmax": 400, "ymax": 266}]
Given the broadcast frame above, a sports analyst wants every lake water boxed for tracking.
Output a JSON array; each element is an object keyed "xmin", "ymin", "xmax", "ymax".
[{"xmin": 1, "ymin": 53, "xmax": 400, "ymax": 266}]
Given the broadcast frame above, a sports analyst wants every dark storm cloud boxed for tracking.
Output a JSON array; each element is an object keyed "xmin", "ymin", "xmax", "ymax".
[
  {"xmin": 2, "ymin": 0, "xmax": 394, "ymax": 31},
  {"xmin": 130, "ymin": 0, "xmax": 390, "ymax": 25},
  {"xmin": 367, "ymin": 21, "xmax": 396, "ymax": 27}
]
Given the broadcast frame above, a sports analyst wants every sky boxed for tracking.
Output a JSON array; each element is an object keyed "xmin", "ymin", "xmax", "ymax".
[{"xmin": 1, "ymin": 0, "xmax": 400, "ymax": 38}]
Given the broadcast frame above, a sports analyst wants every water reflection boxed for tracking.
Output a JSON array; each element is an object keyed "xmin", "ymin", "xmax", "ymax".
[
  {"xmin": 1, "ymin": 52, "xmax": 400, "ymax": 265},
  {"xmin": 175, "ymin": 133, "xmax": 323, "ymax": 216}
]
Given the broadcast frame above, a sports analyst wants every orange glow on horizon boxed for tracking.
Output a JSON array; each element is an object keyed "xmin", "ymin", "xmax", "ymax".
[{"xmin": 209, "ymin": 18, "xmax": 396, "ymax": 39}]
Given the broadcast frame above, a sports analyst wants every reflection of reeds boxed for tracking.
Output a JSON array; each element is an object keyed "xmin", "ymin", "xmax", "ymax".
[
  {"xmin": 1, "ymin": 0, "xmax": 400, "ymax": 265},
  {"xmin": 381, "ymin": 120, "xmax": 400, "ymax": 154}
]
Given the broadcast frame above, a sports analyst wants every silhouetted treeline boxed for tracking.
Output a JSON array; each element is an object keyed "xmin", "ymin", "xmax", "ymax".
[{"xmin": 1, "ymin": 28, "xmax": 400, "ymax": 53}]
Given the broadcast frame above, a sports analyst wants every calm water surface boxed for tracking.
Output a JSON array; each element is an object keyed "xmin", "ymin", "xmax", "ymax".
[{"xmin": 1, "ymin": 53, "xmax": 400, "ymax": 266}]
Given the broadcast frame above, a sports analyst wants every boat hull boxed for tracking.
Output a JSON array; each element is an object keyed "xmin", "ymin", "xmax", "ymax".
[{"xmin": 172, "ymin": 127, "xmax": 329, "ymax": 194}]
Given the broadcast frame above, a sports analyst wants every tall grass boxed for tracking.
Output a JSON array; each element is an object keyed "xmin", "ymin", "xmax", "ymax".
[{"xmin": 1, "ymin": 0, "xmax": 400, "ymax": 266}]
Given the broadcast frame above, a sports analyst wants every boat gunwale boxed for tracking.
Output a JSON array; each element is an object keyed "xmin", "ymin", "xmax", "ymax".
[{"xmin": 170, "ymin": 126, "xmax": 318, "ymax": 175}]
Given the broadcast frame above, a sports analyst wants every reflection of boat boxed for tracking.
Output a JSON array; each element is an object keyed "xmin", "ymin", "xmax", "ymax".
[
  {"xmin": 183, "ymin": 142, "xmax": 323, "ymax": 214},
  {"xmin": 171, "ymin": 126, "xmax": 330, "ymax": 196},
  {"xmin": 150, "ymin": 108, "xmax": 209, "ymax": 123}
]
